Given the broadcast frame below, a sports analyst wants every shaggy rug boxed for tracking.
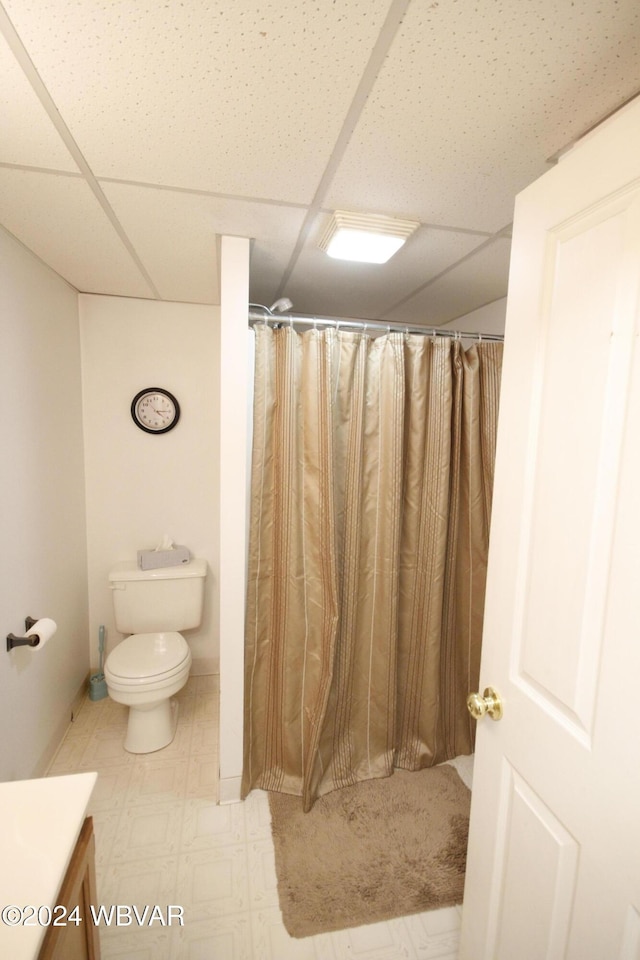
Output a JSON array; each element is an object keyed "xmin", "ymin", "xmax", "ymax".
[{"xmin": 268, "ymin": 764, "xmax": 471, "ymax": 938}]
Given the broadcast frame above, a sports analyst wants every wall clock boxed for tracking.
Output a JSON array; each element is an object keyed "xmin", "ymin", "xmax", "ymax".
[{"xmin": 131, "ymin": 387, "xmax": 180, "ymax": 434}]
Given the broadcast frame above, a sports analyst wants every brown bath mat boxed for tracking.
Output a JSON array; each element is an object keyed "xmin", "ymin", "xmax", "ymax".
[{"xmin": 268, "ymin": 764, "xmax": 470, "ymax": 938}]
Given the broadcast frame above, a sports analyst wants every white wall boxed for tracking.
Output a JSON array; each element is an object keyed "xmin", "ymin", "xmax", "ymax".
[
  {"xmin": 439, "ymin": 297, "xmax": 507, "ymax": 336},
  {"xmin": 79, "ymin": 295, "xmax": 220, "ymax": 673},
  {"xmin": 217, "ymin": 237, "xmax": 251, "ymax": 803},
  {"xmin": 0, "ymin": 229, "xmax": 89, "ymax": 781}
]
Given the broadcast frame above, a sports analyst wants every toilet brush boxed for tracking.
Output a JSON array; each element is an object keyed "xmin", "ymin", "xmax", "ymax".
[{"xmin": 89, "ymin": 625, "xmax": 108, "ymax": 701}]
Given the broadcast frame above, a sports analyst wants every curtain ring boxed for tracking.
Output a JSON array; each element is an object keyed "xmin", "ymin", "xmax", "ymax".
[
  {"xmin": 478, "ymin": 332, "xmax": 482, "ymax": 342},
  {"xmin": 386, "ymin": 325, "xmax": 391, "ymax": 336},
  {"xmin": 289, "ymin": 315, "xmax": 294, "ymax": 329},
  {"xmin": 431, "ymin": 329, "xmax": 437, "ymax": 343}
]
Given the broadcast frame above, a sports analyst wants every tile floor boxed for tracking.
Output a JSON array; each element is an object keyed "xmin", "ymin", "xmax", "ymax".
[{"xmin": 47, "ymin": 675, "xmax": 463, "ymax": 959}]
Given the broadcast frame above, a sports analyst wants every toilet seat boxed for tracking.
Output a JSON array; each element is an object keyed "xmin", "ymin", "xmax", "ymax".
[
  {"xmin": 105, "ymin": 632, "xmax": 190, "ymax": 686},
  {"xmin": 104, "ymin": 634, "xmax": 192, "ymax": 753}
]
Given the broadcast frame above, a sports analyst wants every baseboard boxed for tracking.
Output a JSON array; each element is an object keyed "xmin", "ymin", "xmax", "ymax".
[
  {"xmin": 35, "ymin": 674, "xmax": 89, "ymax": 778},
  {"xmin": 218, "ymin": 775, "xmax": 242, "ymax": 804},
  {"xmin": 71, "ymin": 673, "xmax": 90, "ymax": 720},
  {"xmin": 190, "ymin": 657, "xmax": 218, "ymax": 677}
]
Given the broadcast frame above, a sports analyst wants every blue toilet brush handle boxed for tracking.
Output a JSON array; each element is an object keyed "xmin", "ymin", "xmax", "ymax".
[{"xmin": 98, "ymin": 625, "xmax": 105, "ymax": 674}]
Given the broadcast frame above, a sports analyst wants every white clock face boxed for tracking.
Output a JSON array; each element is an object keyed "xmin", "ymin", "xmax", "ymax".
[{"xmin": 132, "ymin": 389, "xmax": 180, "ymax": 433}]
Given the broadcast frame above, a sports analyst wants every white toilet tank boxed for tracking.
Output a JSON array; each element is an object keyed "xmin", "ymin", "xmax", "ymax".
[{"xmin": 109, "ymin": 559, "xmax": 207, "ymax": 633}]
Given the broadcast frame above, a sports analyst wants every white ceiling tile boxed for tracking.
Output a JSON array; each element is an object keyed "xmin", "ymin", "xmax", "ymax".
[
  {"xmin": 0, "ymin": 168, "xmax": 154, "ymax": 297},
  {"xmin": 384, "ymin": 238, "xmax": 512, "ymax": 327},
  {"xmin": 249, "ymin": 235, "xmax": 305, "ymax": 309},
  {"xmin": 282, "ymin": 212, "xmax": 489, "ymax": 320},
  {"xmin": 102, "ymin": 181, "xmax": 306, "ymax": 304},
  {"xmin": 101, "ymin": 183, "xmax": 221, "ymax": 304},
  {"xmin": 1, "ymin": 1, "xmax": 639, "ymax": 322},
  {"xmin": 0, "ymin": 31, "xmax": 78, "ymax": 171},
  {"xmin": 326, "ymin": 0, "xmax": 640, "ymax": 232},
  {"xmin": 2, "ymin": 0, "xmax": 392, "ymax": 202}
]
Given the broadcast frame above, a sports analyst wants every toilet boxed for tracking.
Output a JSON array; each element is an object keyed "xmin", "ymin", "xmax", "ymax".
[{"xmin": 104, "ymin": 558, "xmax": 207, "ymax": 753}]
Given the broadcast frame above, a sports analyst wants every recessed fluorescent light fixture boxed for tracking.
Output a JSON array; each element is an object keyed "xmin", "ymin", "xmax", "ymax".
[{"xmin": 319, "ymin": 211, "xmax": 419, "ymax": 264}]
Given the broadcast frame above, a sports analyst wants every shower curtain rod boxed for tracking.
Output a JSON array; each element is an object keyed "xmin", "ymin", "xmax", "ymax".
[{"xmin": 248, "ymin": 306, "xmax": 504, "ymax": 342}]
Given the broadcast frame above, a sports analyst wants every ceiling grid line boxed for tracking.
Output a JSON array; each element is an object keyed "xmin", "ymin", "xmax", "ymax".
[
  {"xmin": 273, "ymin": 0, "xmax": 414, "ymax": 301},
  {"xmin": 380, "ymin": 234, "xmax": 506, "ymax": 319},
  {"xmin": 97, "ymin": 176, "xmax": 311, "ymax": 210},
  {"xmin": 0, "ymin": 1, "xmax": 161, "ymax": 299},
  {"xmin": 1, "ymin": 1, "xmax": 639, "ymax": 319},
  {"xmin": 0, "ymin": 161, "xmax": 84, "ymax": 179},
  {"xmin": 0, "ymin": 218, "xmax": 79, "ymax": 291}
]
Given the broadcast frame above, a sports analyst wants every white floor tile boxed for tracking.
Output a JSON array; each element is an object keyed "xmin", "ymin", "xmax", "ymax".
[
  {"xmin": 189, "ymin": 721, "xmax": 217, "ymax": 757},
  {"xmin": 185, "ymin": 754, "xmax": 218, "ymax": 799},
  {"xmin": 111, "ymin": 801, "xmax": 186, "ymax": 862},
  {"xmin": 91, "ymin": 809, "xmax": 123, "ymax": 873},
  {"xmin": 242, "ymin": 789, "xmax": 273, "ymax": 842},
  {"xmin": 88, "ymin": 764, "xmax": 133, "ymax": 812},
  {"xmin": 170, "ymin": 914, "xmax": 253, "ymax": 960},
  {"xmin": 99, "ymin": 855, "xmax": 180, "ymax": 921},
  {"xmin": 246, "ymin": 838, "xmax": 280, "ymax": 910},
  {"xmin": 175, "ymin": 696, "xmax": 197, "ymax": 726},
  {"xmin": 101, "ymin": 697, "xmax": 131, "ymax": 725},
  {"xmin": 48, "ymin": 737, "xmax": 91, "ymax": 774},
  {"xmin": 99, "ymin": 926, "xmax": 173, "ymax": 959},
  {"xmin": 177, "ymin": 845, "xmax": 251, "ymax": 921},
  {"xmin": 180, "ymin": 797, "xmax": 246, "ymax": 851},
  {"xmin": 146, "ymin": 721, "xmax": 194, "ymax": 762},
  {"xmin": 401, "ymin": 908, "xmax": 461, "ymax": 958},
  {"xmin": 67, "ymin": 699, "xmax": 105, "ymax": 739},
  {"xmin": 321, "ymin": 916, "xmax": 418, "ymax": 960},
  {"xmin": 126, "ymin": 758, "xmax": 190, "ymax": 806},
  {"xmin": 79, "ymin": 731, "xmax": 135, "ymax": 769},
  {"xmin": 175, "ymin": 678, "xmax": 197, "ymax": 700},
  {"xmin": 194, "ymin": 675, "xmax": 219, "ymax": 696},
  {"xmin": 407, "ymin": 905, "xmax": 461, "ymax": 937},
  {"xmin": 250, "ymin": 906, "xmax": 320, "ymax": 960},
  {"xmin": 193, "ymin": 696, "xmax": 217, "ymax": 724},
  {"xmin": 47, "ymin": 677, "xmax": 466, "ymax": 960}
]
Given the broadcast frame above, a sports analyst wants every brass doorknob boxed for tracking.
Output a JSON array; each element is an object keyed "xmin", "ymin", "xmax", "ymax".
[{"xmin": 467, "ymin": 687, "xmax": 503, "ymax": 721}]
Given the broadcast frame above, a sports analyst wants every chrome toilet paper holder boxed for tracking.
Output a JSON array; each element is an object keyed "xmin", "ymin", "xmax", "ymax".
[{"xmin": 6, "ymin": 616, "xmax": 41, "ymax": 651}]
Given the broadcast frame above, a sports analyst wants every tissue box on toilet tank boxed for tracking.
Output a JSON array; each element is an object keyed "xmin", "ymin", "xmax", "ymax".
[{"xmin": 137, "ymin": 545, "xmax": 191, "ymax": 570}]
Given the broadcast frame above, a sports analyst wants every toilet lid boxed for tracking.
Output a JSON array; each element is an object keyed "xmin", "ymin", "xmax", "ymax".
[{"xmin": 106, "ymin": 632, "xmax": 189, "ymax": 680}]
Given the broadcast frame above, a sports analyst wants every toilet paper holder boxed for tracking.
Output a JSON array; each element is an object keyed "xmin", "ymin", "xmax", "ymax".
[{"xmin": 6, "ymin": 616, "xmax": 41, "ymax": 651}]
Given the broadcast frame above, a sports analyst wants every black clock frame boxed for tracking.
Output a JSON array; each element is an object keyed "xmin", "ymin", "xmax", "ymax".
[{"xmin": 131, "ymin": 387, "xmax": 181, "ymax": 435}]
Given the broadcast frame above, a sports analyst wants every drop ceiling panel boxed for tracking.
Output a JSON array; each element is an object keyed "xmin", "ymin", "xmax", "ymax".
[
  {"xmin": 1, "ymin": 2, "xmax": 639, "ymax": 322},
  {"xmin": 2, "ymin": 0, "xmax": 391, "ymax": 202},
  {"xmin": 282, "ymin": 213, "xmax": 489, "ymax": 320},
  {"xmin": 103, "ymin": 181, "xmax": 306, "ymax": 304},
  {"xmin": 249, "ymin": 231, "xmax": 308, "ymax": 309},
  {"xmin": 0, "ymin": 168, "xmax": 154, "ymax": 297},
  {"xmin": 327, "ymin": 0, "xmax": 640, "ymax": 233},
  {"xmin": 0, "ymin": 31, "xmax": 78, "ymax": 171},
  {"xmin": 384, "ymin": 237, "xmax": 512, "ymax": 327}
]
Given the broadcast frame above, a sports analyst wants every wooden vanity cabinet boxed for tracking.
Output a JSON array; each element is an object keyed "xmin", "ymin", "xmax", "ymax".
[{"xmin": 38, "ymin": 816, "xmax": 101, "ymax": 960}]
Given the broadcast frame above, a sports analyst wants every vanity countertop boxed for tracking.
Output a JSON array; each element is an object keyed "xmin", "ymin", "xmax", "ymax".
[{"xmin": 0, "ymin": 771, "xmax": 97, "ymax": 960}]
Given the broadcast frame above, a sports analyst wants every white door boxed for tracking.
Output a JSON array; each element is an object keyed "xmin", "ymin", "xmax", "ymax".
[{"xmin": 459, "ymin": 96, "xmax": 640, "ymax": 960}]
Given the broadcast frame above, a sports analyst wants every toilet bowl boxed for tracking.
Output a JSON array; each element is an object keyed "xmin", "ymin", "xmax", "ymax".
[
  {"xmin": 105, "ymin": 632, "xmax": 192, "ymax": 753},
  {"xmin": 105, "ymin": 558, "xmax": 206, "ymax": 754}
]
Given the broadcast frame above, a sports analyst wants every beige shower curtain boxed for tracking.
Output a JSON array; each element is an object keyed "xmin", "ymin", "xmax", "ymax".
[{"xmin": 242, "ymin": 325, "xmax": 502, "ymax": 810}]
